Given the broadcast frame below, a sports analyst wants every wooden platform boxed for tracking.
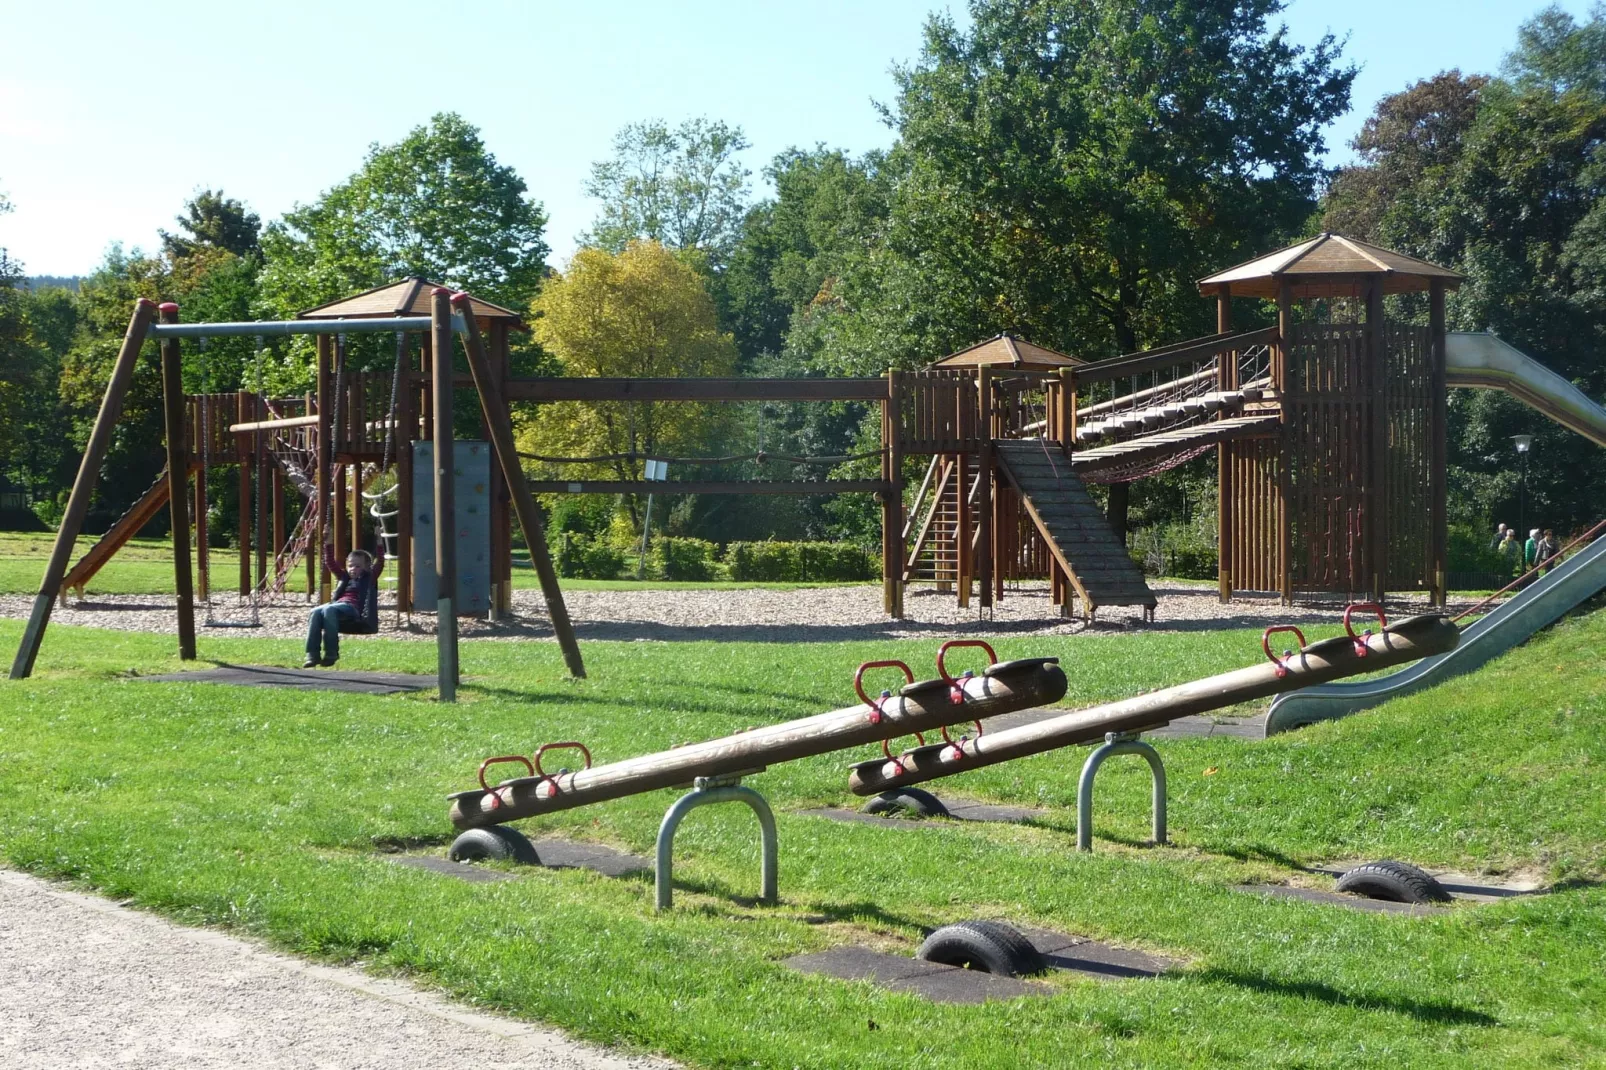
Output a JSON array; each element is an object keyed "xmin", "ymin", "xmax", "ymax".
[{"xmin": 995, "ymin": 441, "xmax": 1156, "ymax": 614}]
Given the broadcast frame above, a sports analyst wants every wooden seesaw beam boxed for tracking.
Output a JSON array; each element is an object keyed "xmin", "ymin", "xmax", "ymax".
[
  {"xmin": 448, "ymin": 656, "xmax": 1068, "ymax": 829},
  {"xmin": 846, "ymin": 613, "xmax": 1460, "ymax": 797}
]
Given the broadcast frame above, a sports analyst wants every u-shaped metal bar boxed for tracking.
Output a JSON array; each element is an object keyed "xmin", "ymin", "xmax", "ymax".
[
  {"xmin": 655, "ymin": 779, "xmax": 778, "ymax": 911},
  {"xmin": 1076, "ymin": 732, "xmax": 1167, "ymax": 852}
]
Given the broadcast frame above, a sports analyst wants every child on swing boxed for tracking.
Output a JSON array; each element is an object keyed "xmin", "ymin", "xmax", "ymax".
[{"xmin": 304, "ymin": 540, "xmax": 385, "ymax": 668}]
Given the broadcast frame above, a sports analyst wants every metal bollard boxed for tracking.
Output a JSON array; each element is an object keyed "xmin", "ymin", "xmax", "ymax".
[
  {"xmin": 1076, "ymin": 731, "xmax": 1166, "ymax": 852},
  {"xmin": 655, "ymin": 774, "xmax": 777, "ymax": 911}
]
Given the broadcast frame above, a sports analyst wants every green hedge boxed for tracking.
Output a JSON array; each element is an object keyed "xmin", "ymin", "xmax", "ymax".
[
  {"xmin": 552, "ymin": 533, "xmax": 626, "ymax": 580},
  {"xmin": 725, "ymin": 541, "xmax": 876, "ymax": 582},
  {"xmin": 651, "ymin": 537, "xmax": 719, "ymax": 581}
]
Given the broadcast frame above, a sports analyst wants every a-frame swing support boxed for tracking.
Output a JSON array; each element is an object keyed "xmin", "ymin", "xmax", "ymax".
[{"xmin": 8, "ymin": 297, "xmax": 586, "ymax": 689}]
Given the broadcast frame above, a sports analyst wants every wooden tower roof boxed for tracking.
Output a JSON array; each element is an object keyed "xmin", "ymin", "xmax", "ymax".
[
  {"xmin": 931, "ymin": 333, "xmax": 1086, "ymax": 370},
  {"xmin": 298, "ymin": 277, "xmax": 527, "ymax": 327},
  {"xmin": 1198, "ymin": 233, "xmax": 1464, "ymax": 299}
]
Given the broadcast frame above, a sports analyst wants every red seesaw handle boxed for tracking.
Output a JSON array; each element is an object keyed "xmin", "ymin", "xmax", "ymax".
[
  {"xmin": 939, "ymin": 719, "xmax": 984, "ymax": 760},
  {"xmin": 854, "ymin": 660, "xmax": 915, "ymax": 725},
  {"xmin": 881, "ymin": 730, "xmax": 928, "ymax": 773},
  {"xmin": 477, "ymin": 754, "xmax": 536, "ymax": 810},
  {"xmin": 1342, "ymin": 602, "xmax": 1388, "ymax": 657},
  {"xmin": 529, "ymin": 741, "xmax": 592, "ymax": 801},
  {"xmin": 936, "ymin": 639, "xmax": 998, "ymax": 704},
  {"xmin": 1261, "ymin": 625, "xmax": 1307, "ymax": 679}
]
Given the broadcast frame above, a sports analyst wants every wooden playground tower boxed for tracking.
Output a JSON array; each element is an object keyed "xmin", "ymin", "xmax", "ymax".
[
  {"xmin": 888, "ymin": 233, "xmax": 1461, "ymax": 616},
  {"xmin": 9, "ymin": 234, "xmax": 1463, "ymax": 686}
]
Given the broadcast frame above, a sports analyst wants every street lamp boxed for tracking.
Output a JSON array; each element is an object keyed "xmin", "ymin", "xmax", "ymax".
[{"xmin": 1512, "ymin": 435, "xmax": 1533, "ymax": 538}]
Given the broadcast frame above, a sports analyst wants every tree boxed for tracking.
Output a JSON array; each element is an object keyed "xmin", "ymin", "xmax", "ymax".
[
  {"xmin": 519, "ymin": 241, "xmax": 738, "ymax": 524},
  {"xmin": 258, "ymin": 113, "xmax": 549, "ymax": 320},
  {"xmin": 813, "ymin": 0, "xmax": 1353, "ymax": 375},
  {"xmin": 160, "ymin": 190, "xmax": 261, "ymax": 261},
  {"xmin": 583, "ymin": 118, "xmax": 752, "ymax": 267}
]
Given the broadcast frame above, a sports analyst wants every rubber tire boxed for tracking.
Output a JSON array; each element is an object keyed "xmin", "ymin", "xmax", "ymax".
[
  {"xmin": 448, "ymin": 826, "xmax": 540, "ymax": 865},
  {"xmin": 862, "ymin": 788, "xmax": 950, "ymax": 819},
  {"xmin": 916, "ymin": 920, "xmax": 1044, "ymax": 977},
  {"xmin": 1335, "ymin": 860, "xmax": 1451, "ymax": 903}
]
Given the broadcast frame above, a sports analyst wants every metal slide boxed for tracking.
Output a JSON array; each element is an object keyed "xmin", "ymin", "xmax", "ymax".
[{"xmin": 1267, "ymin": 333, "xmax": 1606, "ymax": 733}]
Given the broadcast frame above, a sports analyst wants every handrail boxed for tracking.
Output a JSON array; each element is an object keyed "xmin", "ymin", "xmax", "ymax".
[
  {"xmin": 1076, "ymin": 327, "xmax": 1278, "ymax": 386},
  {"xmin": 1452, "ymin": 518, "xmax": 1606, "ymax": 623}
]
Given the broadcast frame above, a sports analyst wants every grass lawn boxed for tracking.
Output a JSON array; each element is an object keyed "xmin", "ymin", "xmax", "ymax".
[{"xmin": 1, "ymin": 603, "xmax": 1602, "ymax": 1068}]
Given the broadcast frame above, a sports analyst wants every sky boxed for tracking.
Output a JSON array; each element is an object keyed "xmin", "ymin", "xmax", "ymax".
[{"xmin": 0, "ymin": 0, "xmax": 1596, "ymax": 278}]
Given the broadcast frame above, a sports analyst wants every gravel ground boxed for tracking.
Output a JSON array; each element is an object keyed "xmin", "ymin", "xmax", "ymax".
[
  {"xmin": 0, "ymin": 869, "xmax": 672, "ymax": 1070},
  {"xmin": 2, "ymin": 582, "xmax": 1475, "ymax": 645}
]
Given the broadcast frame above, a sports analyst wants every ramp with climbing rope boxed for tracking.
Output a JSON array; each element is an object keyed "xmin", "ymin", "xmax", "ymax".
[
  {"xmin": 59, "ymin": 469, "xmax": 173, "ymax": 597},
  {"xmin": 994, "ymin": 441, "xmax": 1156, "ymax": 618}
]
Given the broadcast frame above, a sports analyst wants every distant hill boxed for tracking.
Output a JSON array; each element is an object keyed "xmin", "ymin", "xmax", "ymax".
[{"xmin": 23, "ymin": 276, "xmax": 83, "ymax": 292}]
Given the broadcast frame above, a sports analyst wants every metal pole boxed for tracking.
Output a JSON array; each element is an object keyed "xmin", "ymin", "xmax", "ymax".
[
  {"xmin": 1076, "ymin": 732, "xmax": 1166, "ymax": 852},
  {"xmin": 431, "ymin": 289, "xmax": 459, "ymax": 701},
  {"xmin": 10, "ymin": 299, "xmax": 157, "ymax": 679},
  {"xmin": 655, "ymin": 776, "xmax": 777, "ymax": 911}
]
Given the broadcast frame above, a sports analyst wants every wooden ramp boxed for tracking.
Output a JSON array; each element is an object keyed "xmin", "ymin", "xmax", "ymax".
[
  {"xmin": 994, "ymin": 441, "xmax": 1156, "ymax": 618},
  {"xmin": 60, "ymin": 470, "xmax": 171, "ymax": 595}
]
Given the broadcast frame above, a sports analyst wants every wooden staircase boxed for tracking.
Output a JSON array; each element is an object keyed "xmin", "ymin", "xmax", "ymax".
[
  {"xmin": 903, "ymin": 457, "xmax": 983, "ymax": 586},
  {"xmin": 994, "ymin": 440, "xmax": 1156, "ymax": 618}
]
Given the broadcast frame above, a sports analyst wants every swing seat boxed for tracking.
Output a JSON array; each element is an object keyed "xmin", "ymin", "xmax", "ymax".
[{"xmin": 335, "ymin": 579, "xmax": 382, "ymax": 635}]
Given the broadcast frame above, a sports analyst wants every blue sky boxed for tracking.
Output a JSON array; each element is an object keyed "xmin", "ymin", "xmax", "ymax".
[{"xmin": 0, "ymin": 0, "xmax": 1595, "ymax": 277}]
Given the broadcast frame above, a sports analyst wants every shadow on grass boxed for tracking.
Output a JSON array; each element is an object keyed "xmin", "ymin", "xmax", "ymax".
[
  {"xmin": 1198, "ymin": 968, "xmax": 1500, "ymax": 1026},
  {"xmin": 1197, "ymin": 841, "xmax": 1311, "ymax": 873}
]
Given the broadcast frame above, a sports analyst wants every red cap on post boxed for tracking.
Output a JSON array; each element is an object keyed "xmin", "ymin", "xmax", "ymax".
[
  {"xmin": 449, "ymin": 291, "xmax": 472, "ymax": 308},
  {"xmin": 135, "ymin": 297, "xmax": 158, "ymax": 310},
  {"xmin": 157, "ymin": 302, "xmax": 179, "ymax": 313},
  {"xmin": 431, "ymin": 287, "xmax": 451, "ymax": 297}
]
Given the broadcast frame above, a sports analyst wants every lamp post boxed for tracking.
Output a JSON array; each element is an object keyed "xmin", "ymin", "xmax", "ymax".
[{"xmin": 1512, "ymin": 434, "xmax": 1533, "ymax": 540}]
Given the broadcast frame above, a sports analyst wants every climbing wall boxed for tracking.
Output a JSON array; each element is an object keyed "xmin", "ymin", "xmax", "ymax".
[{"xmin": 412, "ymin": 441, "xmax": 492, "ymax": 615}]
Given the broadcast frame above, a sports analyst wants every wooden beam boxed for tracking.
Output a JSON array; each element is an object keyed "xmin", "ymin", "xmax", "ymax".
[
  {"xmin": 1429, "ymin": 278, "xmax": 1449, "ymax": 606},
  {"xmin": 1075, "ymin": 327, "xmax": 1278, "ymax": 386},
  {"xmin": 1217, "ymin": 282, "xmax": 1234, "ymax": 604},
  {"xmin": 228, "ymin": 414, "xmax": 319, "ymax": 433},
  {"xmin": 160, "ymin": 303, "xmax": 197, "ymax": 660},
  {"xmin": 1367, "ymin": 276, "xmax": 1388, "ymax": 602},
  {"xmin": 431, "ymin": 289, "xmax": 458, "ymax": 701},
  {"xmin": 1277, "ymin": 279, "xmax": 1294, "ymax": 605},
  {"xmin": 316, "ymin": 335, "xmax": 332, "ymax": 601},
  {"xmin": 504, "ymin": 377, "xmax": 889, "ymax": 402},
  {"xmin": 454, "ymin": 293, "xmax": 585, "ymax": 680},
  {"xmin": 11, "ymin": 299, "xmax": 157, "ymax": 679},
  {"xmin": 526, "ymin": 480, "xmax": 892, "ymax": 495}
]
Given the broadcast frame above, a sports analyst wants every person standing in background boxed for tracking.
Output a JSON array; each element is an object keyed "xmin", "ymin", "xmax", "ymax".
[
  {"xmin": 1490, "ymin": 522, "xmax": 1509, "ymax": 550},
  {"xmin": 1537, "ymin": 529, "xmax": 1560, "ymax": 574}
]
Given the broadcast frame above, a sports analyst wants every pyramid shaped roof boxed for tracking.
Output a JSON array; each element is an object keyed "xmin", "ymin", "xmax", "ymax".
[
  {"xmin": 298, "ymin": 277, "xmax": 526, "ymax": 327},
  {"xmin": 931, "ymin": 333, "xmax": 1085, "ymax": 370},
  {"xmin": 1199, "ymin": 233, "xmax": 1463, "ymax": 299}
]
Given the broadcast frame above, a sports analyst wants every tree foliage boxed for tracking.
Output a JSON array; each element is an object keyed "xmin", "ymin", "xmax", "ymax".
[
  {"xmin": 807, "ymin": 0, "xmax": 1352, "ymax": 376},
  {"xmin": 258, "ymin": 113, "xmax": 549, "ymax": 319},
  {"xmin": 582, "ymin": 118, "xmax": 751, "ymax": 267},
  {"xmin": 160, "ymin": 190, "xmax": 261, "ymax": 261},
  {"xmin": 519, "ymin": 241, "xmax": 738, "ymax": 521}
]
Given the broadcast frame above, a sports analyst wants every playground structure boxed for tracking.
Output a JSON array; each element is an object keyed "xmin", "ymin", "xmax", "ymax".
[
  {"xmin": 445, "ymin": 611, "xmax": 1459, "ymax": 906},
  {"xmin": 14, "ymin": 233, "xmax": 1606, "ymax": 684}
]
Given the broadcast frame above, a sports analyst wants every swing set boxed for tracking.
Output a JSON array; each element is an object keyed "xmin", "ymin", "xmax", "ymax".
[{"xmin": 9, "ymin": 284, "xmax": 585, "ymax": 696}]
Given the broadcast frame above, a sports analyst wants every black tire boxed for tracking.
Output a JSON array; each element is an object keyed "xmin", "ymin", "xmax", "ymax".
[
  {"xmin": 862, "ymin": 788, "xmax": 950, "ymax": 819},
  {"xmin": 447, "ymin": 826, "xmax": 540, "ymax": 865},
  {"xmin": 916, "ymin": 920, "xmax": 1044, "ymax": 977},
  {"xmin": 1335, "ymin": 860, "xmax": 1451, "ymax": 903}
]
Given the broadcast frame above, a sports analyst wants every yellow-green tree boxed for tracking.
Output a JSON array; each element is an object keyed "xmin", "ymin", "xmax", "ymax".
[{"xmin": 519, "ymin": 240, "xmax": 738, "ymax": 519}]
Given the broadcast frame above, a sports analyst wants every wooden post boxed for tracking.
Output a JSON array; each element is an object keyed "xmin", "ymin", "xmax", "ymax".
[
  {"xmin": 194, "ymin": 453, "xmax": 210, "ymax": 603},
  {"xmin": 1366, "ymin": 276, "xmax": 1388, "ymax": 603},
  {"xmin": 455, "ymin": 295, "xmax": 586, "ymax": 678},
  {"xmin": 11, "ymin": 299, "xmax": 157, "ymax": 678},
  {"xmin": 494, "ymin": 321, "xmax": 515, "ymax": 616},
  {"xmin": 255, "ymin": 395, "xmax": 269, "ymax": 589},
  {"xmin": 1428, "ymin": 278, "xmax": 1449, "ymax": 606},
  {"xmin": 883, "ymin": 370, "xmax": 905, "ymax": 618},
  {"xmin": 237, "ymin": 393, "xmax": 251, "ymax": 598},
  {"xmin": 955, "ymin": 452, "xmax": 971, "ymax": 608},
  {"xmin": 159, "ymin": 303, "xmax": 197, "ymax": 660},
  {"xmin": 396, "ymin": 339, "xmax": 415, "ymax": 613},
  {"xmin": 1216, "ymin": 282, "xmax": 1234, "ymax": 603},
  {"xmin": 431, "ymin": 289, "xmax": 459, "ymax": 700},
  {"xmin": 977, "ymin": 366, "xmax": 994, "ymax": 609},
  {"xmin": 316, "ymin": 335, "xmax": 332, "ymax": 601},
  {"xmin": 1277, "ymin": 278, "xmax": 1295, "ymax": 604}
]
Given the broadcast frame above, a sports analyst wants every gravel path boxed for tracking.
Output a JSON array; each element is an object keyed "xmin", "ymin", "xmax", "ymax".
[
  {"xmin": 1, "ymin": 582, "xmax": 1474, "ymax": 645},
  {"xmin": 0, "ymin": 869, "xmax": 672, "ymax": 1070}
]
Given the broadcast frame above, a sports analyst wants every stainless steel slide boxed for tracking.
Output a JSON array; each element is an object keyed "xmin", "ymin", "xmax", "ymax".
[{"xmin": 1445, "ymin": 331, "xmax": 1606, "ymax": 446}]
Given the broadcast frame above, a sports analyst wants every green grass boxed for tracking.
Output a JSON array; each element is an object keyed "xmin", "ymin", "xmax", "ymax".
[{"xmin": 1, "ymin": 606, "xmax": 1603, "ymax": 1068}]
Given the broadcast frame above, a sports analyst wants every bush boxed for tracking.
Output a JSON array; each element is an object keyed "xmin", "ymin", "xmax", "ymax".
[
  {"xmin": 552, "ymin": 532, "xmax": 625, "ymax": 579},
  {"xmin": 1130, "ymin": 522, "xmax": 1218, "ymax": 580},
  {"xmin": 725, "ymin": 540, "xmax": 877, "ymax": 582},
  {"xmin": 651, "ymin": 537, "xmax": 719, "ymax": 581}
]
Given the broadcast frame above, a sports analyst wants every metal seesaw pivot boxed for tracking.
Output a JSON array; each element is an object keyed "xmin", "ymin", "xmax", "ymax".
[
  {"xmin": 1076, "ymin": 731, "xmax": 1167, "ymax": 852},
  {"xmin": 655, "ymin": 772, "xmax": 778, "ymax": 911}
]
